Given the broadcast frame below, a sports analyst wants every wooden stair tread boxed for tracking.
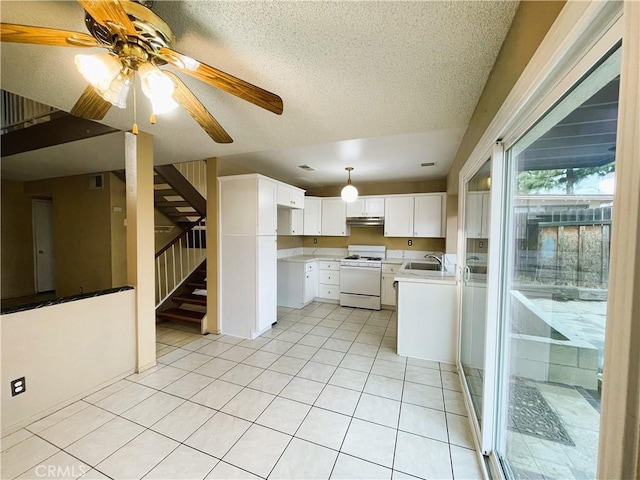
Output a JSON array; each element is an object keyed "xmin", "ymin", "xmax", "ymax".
[
  {"xmin": 157, "ymin": 308, "xmax": 205, "ymax": 323},
  {"xmin": 156, "ymin": 201, "xmax": 192, "ymax": 208},
  {"xmin": 173, "ymin": 293, "xmax": 207, "ymax": 306},
  {"xmin": 187, "ymin": 281, "xmax": 206, "ymax": 288}
]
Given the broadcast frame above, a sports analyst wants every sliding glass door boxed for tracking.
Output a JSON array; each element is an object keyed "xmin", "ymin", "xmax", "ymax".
[
  {"xmin": 496, "ymin": 47, "xmax": 621, "ymax": 479},
  {"xmin": 460, "ymin": 158, "xmax": 491, "ymax": 429}
]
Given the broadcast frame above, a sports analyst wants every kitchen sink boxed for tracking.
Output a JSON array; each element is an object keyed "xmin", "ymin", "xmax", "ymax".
[{"xmin": 403, "ymin": 262, "xmax": 443, "ymax": 271}]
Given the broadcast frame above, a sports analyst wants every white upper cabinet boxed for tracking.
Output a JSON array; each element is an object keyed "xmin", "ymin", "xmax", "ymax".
[
  {"xmin": 277, "ymin": 184, "xmax": 305, "ymax": 209},
  {"xmin": 303, "ymin": 197, "xmax": 322, "ymax": 236},
  {"xmin": 277, "ymin": 208, "xmax": 304, "ymax": 235},
  {"xmin": 321, "ymin": 198, "xmax": 349, "ymax": 236},
  {"xmin": 466, "ymin": 191, "xmax": 490, "ymax": 239},
  {"xmin": 384, "ymin": 194, "xmax": 446, "ymax": 238},
  {"xmin": 384, "ymin": 196, "xmax": 414, "ymax": 237},
  {"xmin": 346, "ymin": 197, "xmax": 385, "ymax": 217},
  {"xmin": 414, "ymin": 193, "xmax": 446, "ymax": 238}
]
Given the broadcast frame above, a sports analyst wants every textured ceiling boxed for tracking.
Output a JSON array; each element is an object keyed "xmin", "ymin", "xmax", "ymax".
[{"xmin": 0, "ymin": 1, "xmax": 518, "ymax": 186}]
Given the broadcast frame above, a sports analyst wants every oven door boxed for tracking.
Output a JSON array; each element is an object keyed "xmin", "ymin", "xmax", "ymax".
[{"xmin": 340, "ymin": 265, "xmax": 381, "ymax": 296}]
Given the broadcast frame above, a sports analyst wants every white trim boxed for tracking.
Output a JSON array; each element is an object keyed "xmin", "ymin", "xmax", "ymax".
[
  {"xmin": 598, "ymin": 1, "xmax": 640, "ymax": 477},
  {"xmin": 481, "ymin": 142, "xmax": 505, "ymax": 455}
]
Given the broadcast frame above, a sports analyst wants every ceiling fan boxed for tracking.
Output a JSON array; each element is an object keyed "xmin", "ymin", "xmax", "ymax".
[{"xmin": 0, "ymin": 0, "xmax": 284, "ymax": 144}]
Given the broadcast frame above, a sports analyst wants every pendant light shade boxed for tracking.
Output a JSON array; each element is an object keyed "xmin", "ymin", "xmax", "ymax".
[{"xmin": 341, "ymin": 167, "xmax": 359, "ymax": 203}]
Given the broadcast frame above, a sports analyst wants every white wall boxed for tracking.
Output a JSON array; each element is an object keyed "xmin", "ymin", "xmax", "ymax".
[{"xmin": 1, "ymin": 290, "xmax": 136, "ymax": 434}]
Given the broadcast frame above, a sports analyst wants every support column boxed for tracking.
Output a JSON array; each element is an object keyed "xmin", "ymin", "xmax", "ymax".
[
  {"xmin": 125, "ymin": 131, "xmax": 156, "ymax": 372},
  {"xmin": 205, "ymin": 157, "xmax": 219, "ymax": 334}
]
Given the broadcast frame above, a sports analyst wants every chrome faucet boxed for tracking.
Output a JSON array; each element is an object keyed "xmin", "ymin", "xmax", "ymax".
[{"xmin": 424, "ymin": 253, "xmax": 444, "ymax": 271}]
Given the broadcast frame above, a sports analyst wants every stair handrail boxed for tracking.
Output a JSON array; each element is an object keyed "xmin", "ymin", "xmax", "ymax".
[
  {"xmin": 155, "ymin": 217, "xmax": 206, "ymax": 307},
  {"xmin": 155, "ymin": 217, "xmax": 203, "ymax": 258}
]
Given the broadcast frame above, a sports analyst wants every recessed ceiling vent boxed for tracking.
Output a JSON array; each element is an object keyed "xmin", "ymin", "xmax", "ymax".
[
  {"xmin": 421, "ymin": 162, "xmax": 436, "ymax": 167},
  {"xmin": 298, "ymin": 164, "xmax": 317, "ymax": 171}
]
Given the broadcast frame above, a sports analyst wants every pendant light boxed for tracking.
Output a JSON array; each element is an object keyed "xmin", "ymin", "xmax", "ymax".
[{"xmin": 341, "ymin": 167, "xmax": 359, "ymax": 203}]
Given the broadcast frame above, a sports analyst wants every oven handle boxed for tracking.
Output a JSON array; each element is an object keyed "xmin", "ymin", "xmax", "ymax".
[{"xmin": 340, "ymin": 265, "xmax": 380, "ymax": 272}]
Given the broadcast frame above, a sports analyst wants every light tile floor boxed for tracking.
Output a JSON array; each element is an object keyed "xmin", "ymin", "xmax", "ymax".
[{"xmin": 2, "ymin": 302, "xmax": 483, "ymax": 480}]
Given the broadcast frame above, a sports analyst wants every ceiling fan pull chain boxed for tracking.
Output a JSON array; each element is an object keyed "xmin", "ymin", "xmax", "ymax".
[{"xmin": 132, "ymin": 74, "xmax": 138, "ymax": 135}]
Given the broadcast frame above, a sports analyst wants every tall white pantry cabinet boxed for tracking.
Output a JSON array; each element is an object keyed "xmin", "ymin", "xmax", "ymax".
[{"xmin": 219, "ymin": 174, "xmax": 278, "ymax": 338}]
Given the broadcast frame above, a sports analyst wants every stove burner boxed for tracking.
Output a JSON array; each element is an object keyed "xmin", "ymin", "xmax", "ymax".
[
  {"xmin": 363, "ymin": 257, "xmax": 382, "ymax": 261},
  {"xmin": 345, "ymin": 255, "xmax": 360, "ymax": 260}
]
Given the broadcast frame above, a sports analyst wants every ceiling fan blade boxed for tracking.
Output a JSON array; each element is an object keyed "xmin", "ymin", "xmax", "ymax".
[
  {"xmin": 70, "ymin": 85, "xmax": 112, "ymax": 120},
  {"xmin": 159, "ymin": 47, "xmax": 283, "ymax": 116},
  {"xmin": 164, "ymin": 71, "xmax": 233, "ymax": 144},
  {"xmin": 77, "ymin": 0, "xmax": 137, "ymax": 36},
  {"xmin": 0, "ymin": 23, "xmax": 101, "ymax": 47}
]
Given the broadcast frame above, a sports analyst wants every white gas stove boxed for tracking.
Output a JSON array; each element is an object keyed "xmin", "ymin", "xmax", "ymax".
[{"xmin": 339, "ymin": 245, "xmax": 386, "ymax": 310}]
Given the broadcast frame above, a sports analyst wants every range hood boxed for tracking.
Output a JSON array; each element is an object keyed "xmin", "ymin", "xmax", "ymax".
[{"xmin": 346, "ymin": 217, "xmax": 384, "ymax": 226}]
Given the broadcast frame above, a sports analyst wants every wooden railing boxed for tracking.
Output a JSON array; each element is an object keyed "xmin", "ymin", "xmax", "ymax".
[{"xmin": 155, "ymin": 218, "xmax": 206, "ymax": 306}]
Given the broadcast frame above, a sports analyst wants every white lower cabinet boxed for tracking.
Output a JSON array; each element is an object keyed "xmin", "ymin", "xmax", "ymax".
[
  {"xmin": 397, "ymin": 278, "xmax": 458, "ymax": 363},
  {"xmin": 381, "ymin": 263, "xmax": 400, "ymax": 306},
  {"xmin": 278, "ymin": 260, "xmax": 317, "ymax": 308},
  {"xmin": 318, "ymin": 260, "xmax": 340, "ymax": 300}
]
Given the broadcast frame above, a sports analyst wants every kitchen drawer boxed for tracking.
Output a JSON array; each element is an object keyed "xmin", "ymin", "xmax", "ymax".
[
  {"xmin": 382, "ymin": 263, "xmax": 401, "ymax": 274},
  {"xmin": 319, "ymin": 260, "xmax": 340, "ymax": 271},
  {"xmin": 319, "ymin": 270, "xmax": 339, "ymax": 285},
  {"xmin": 319, "ymin": 285, "xmax": 340, "ymax": 300},
  {"xmin": 305, "ymin": 261, "xmax": 316, "ymax": 272}
]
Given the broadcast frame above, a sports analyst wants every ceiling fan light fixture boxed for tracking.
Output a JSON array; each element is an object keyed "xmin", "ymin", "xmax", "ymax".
[
  {"xmin": 74, "ymin": 53, "xmax": 121, "ymax": 91},
  {"xmin": 150, "ymin": 95, "xmax": 179, "ymax": 114},
  {"xmin": 341, "ymin": 167, "xmax": 359, "ymax": 203},
  {"xmin": 139, "ymin": 63, "xmax": 175, "ymax": 101},
  {"xmin": 98, "ymin": 72, "xmax": 131, "ymax": 109}
]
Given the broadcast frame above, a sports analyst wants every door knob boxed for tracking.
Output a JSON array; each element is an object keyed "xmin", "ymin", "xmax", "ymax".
[{"xmin": 38, "ymin": 250, "xmax": 44, "ymax": 254}]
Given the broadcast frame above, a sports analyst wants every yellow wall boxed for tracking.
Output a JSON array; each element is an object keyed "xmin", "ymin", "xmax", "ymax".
[
  {"xmin": 48, "ymin": 174, "xmax": 114, "ymax": 297},
  {"xmin": 306, "ymin": 178, "xmax": 446, "ymax": 197},
  {"xmin": 1, "ymin": 180, "xmax": 36, "ymax": 299},
  {"xmin": 301, "ymin": 227, "xmax": 445, "ymax": 251},
  {"xmin": 277, "ymin": 236, "xmax": 304, "ymax": 250}
]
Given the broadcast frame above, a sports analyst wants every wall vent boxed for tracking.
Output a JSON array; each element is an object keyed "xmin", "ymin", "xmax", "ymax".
[
  {"xmin": 421, "ymin": 162, "xmax": 436, "ymax": 167},
  {"xmin": 89, "ymin": 173, "xmax": 104, "ymax": 189},
  {"xmin": 298, "ymin": 164, "xmax": 317, "ymax": 171}
]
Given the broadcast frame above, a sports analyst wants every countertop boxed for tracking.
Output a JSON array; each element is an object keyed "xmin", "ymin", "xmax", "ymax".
[
  {"xmin": 394, "ymin": 268, "xmax": 458, "ymax": 285},
  {"xmin": 278, "ymin": 254, "xmax": 343, "ymax": 263}
]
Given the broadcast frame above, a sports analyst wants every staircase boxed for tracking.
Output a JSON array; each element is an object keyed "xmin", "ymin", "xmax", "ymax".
[
  {"xmin": 117, "ymin": 160, "xmax": 210, "ymax": 332},
  {"xmin": 156, "ymin": 261, "xmax": 207, "ymax": 327}
]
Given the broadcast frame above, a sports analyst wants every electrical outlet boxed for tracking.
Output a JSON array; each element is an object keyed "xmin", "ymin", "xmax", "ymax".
[
  {"xmin": 408, "ymin": 239, "xmax": 413, "ymax": 246},
  {"xmin": 79, "ymin": 287, "xmax": 84, "ymax": 294},
  {"xmin": 11, "ymin": 377, "xmax": 26, "ymax": 396},
  {"xmin": 479, "ymin": 241, "xmax": 484, "ymax": 248},
  {"xmin": 313, "ymin": 237, "xmax": 318, "ymax": 244}
]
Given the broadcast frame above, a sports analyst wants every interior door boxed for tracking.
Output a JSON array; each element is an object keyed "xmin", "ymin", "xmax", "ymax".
[{"xmin": 33, "ymin": 199, "xmax": 56, "ymax": 292}]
